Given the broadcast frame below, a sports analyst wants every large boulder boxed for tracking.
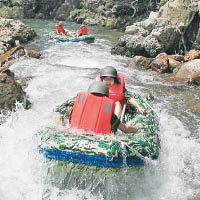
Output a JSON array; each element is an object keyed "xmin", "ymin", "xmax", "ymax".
[
  {"xmin": 0, "ymin": 72, "xmax": 30, "ymax": 110},
  {"xmin": 128, "ymin": 56, "xmax": 151, "ymax": 70},
  {"xmin": 112, "ymin": 0, "xmax": 200, "ymax": 57},
  {"xmin": 0, "ymin": 45, "xmax": 41, "ymax": 112},
  {"xmin": 175, "ymin": 59, "xmax": 200, "ymax": 79},
  {"xmin": 0, "ymin": 18, "xmax": 36, "ymax": 55},
  {"xmin": 158, "ymin": 0, "xmax": 198, "ymax": 29}
]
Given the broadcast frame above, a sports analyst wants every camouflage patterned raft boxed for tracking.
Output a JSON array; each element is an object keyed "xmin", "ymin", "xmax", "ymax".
[
  {"xmin": 39, "ymin": 92, "xmax": 160, "ymax": 168},
  {"xmin": 49, "ymin": 31, "xmax": 95, "ymax": 43}
]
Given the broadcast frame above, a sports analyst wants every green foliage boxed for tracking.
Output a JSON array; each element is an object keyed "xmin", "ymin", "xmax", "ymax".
[
  {"xmin": 106, "ymin": 17, "xmax": 117, "ymax": 28},
  {"xmin": 0, "ymin": 6, "xmax": 23, "ymax": 18},
  {"xmin": 70, "ymin": 9, "xmax": 82, "ymax": 18},
  {"xmin": 157, "ymin": 0, "xmax": 168, "ymax": 10},
  {"xmin": 96, "ymin": 5, "xmax": 105, "ymax": 14}
]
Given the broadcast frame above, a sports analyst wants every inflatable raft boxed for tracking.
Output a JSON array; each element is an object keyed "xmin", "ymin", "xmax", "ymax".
[
  {"xmin": 38, "ymin": 92, "xmax": 160, "ymax": 168},
  {"xmin": 49, "ymin": 31, "xmax": 95, "ymax": 43}
]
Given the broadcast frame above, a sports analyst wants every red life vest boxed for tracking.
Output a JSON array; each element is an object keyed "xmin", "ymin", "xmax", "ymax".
[
  {"xmin": 95, "ymin": 74, "xmax": 125, "ymax": 107},
  {"xmin": 70, "ymin": 92, "xmax": 115, "ymax": 135},
  {"xmin": 80, "ymin": 26, "xmax": 88, "ymax": 35},
  {"xmin": 56, "ymin": 25, "xmax": 65, "ymax": 34}
]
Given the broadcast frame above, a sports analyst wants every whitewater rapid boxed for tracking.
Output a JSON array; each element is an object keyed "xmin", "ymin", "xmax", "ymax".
[{"xmin": 0, "ymin": 20, "xmax": 199, "ymax": 200}]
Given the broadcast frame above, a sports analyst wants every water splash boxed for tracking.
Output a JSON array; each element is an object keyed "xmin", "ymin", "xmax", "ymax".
[{"xmin": 0, "ymin": 19, "xmax": 199, "ymax": 200}]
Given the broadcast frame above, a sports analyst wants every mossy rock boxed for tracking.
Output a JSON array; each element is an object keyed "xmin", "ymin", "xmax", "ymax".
[
  {"xmin": 106, "ymin": 17, "xmax": 117, "ymax": 28},
  {"xmin": 0, "ymin": 6, "xmax": 24, "ymax": 18}
]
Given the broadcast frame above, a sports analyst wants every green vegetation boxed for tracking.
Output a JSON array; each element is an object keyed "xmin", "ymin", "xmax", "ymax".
[
  {"xmin": 0, "ymin": 6, "xmax": 23, "ymax": 18},
  {"xmin": 97, "ymin": 5, "xmax": 105, "ymax": 14},
  {"xmin": 70, "ymin": 9, "xmax": 82, "ymax": 18},
  {"xmin": 106, "ymin": 17, "xmax": 117, "ymax": 28},
  {"xmin": 157, "ymin": 0, "xmax": 168, "ymax": 9}
]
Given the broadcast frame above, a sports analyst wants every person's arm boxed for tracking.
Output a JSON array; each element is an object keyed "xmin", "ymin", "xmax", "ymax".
[
  {"xmin": 66, "ymin": 30, "xmax": 73, "ymax": 37},
  {"xmin": 111, "ymin": 114, "xmax": 143, "ymax": 134},
  {"xmin": 60, "ymin": 30, "xmax": 65, "ymax": 35},
  {"xmin": 55, "ymin": 28, "xmax": 59, "ymax": 34},
  {"xmin": 118, "ymin": 122, "xmax": 143, "ymax": 133},
  {"xmin": 124, "ymin": 89, "xmax": 145, "ymax": 114},
  {"xmin": 114, "ymin": 101, "xmax": 122, "ymax": 119},
  {"xmin": 85, "ymin": 27, "xmax": 88, "ymax": 35},
  {"xmin": 128, "ymin": 97, "xmax": 145, "ymax": 114},
  {"xmin": 75, "ymin": 28, "xmax": 81, "ymax": 37}
]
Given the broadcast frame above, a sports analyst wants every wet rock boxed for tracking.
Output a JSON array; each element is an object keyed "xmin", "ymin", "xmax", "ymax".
[
  {"xmin": 184, "ymin": 49, "xmax": 200, "ymax": 62},
  {"xmin": 15, "ymin": 76, "xmax": 33, "ymax": 88},
  {"xmin": 169, "ymin": 59, "xmax": 200, "ymax": 86},
  {"xmin": 188, "ymin": 71, "xmax": 200, "ymax": 85},
  {"xmin": 175, "ymin": 59, "xmax": 200, "ymax": 79},
  {"xmin": 150, "ymin": 53, "xmax": 170, "ymax": 73},
  {"xmin": 0, "ymin": 72, "xmax": 30, "ymax": 110},
  {"xmin": 168, "ymin": 58, "xmax": 182, "ymax": 74},
  {"xmin": 158, "ymin": 0, "xmax": 198, "ymax": 30},
  {"xmin": 0, "ymin": 45, "xmax": 41, "ymax": 112},
  {"xmin": 163, "ymin": 76, "xmax": 190, "ymax": 86},
  {"xmin": 168, "ymin": 54, "xmax": 184, "ymax": 62},
  {"xmin": 0, "ymin": 18, "xmax": 36, "ymax": 55},
  {"xmin": 0, "ymin": 59, "xmax": 18, "ymax": 74},
  {"xmin": 24, "ymin": 49, "xmax": 41, "ymax": 59},
  {"xmin": 191, "ymin": 103, "xmax": 200, "ymax": 114},
  {"xmin": 112, "ymin": 0, "xmax": 200, "ymax": 57},
  {"xmin": 125, "ymin": 25, "xmax": 149, "ymax": 36},
  {"xmin": 128, "ymin": 56, "xmax": 151, "ymax": 70}
]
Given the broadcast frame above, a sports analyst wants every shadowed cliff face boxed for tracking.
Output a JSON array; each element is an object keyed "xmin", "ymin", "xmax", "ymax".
[
  {"xmin": 0, "ymin": 0, "xmax": 81, "ymax": 19},
  {"xmin": 0, "ymin": 0, "xmax": 160, "ymax": 30},
  {"xmin": 23, "ymin": 0, "xmax": 81, "ymax": 19}
]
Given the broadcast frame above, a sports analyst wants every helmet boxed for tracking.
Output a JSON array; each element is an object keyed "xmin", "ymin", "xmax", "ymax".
[
  {"xmin": 101, "ymin": 66, "xmax": 117, "ymax": 78},
  {"xmin": 88, "ymin": 81, "xmax": 109, "ymax": 97},
  {"xmin": 59, "ymin": 21, "xmax": 64, "ymax": 26}
]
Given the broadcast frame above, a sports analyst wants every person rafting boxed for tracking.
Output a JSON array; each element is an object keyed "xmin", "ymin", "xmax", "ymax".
[
  {"xmin": 57, "ymin": 81, "xmax": 143, "ymax": 135},
  {"xmin": 95, "ymin": 66, "xmax": 146, "ymax": 117},
  {"xmin": 55, "ymin": 22, "xmax": 70, "ymax": 36},
  {"xmin": 75, "ymin": 24, "xmax": 88, "ymax": 37}
]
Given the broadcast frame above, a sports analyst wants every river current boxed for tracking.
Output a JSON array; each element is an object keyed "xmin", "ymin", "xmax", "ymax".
[{"xmin": 0, "ymin": 19, "xmax": 199, "ymax": 200}]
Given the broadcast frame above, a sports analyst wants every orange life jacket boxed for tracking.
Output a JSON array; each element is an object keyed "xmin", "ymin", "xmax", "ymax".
[
  {"xmin": 80, "ymin": 26, "xmax": 88, "ymax": 35},
  {"xmin": 70, "ymin": 92, "xmax": 115, "ymax": 135},
  {"xmin": 56, "ymin": 25, "xmax": 65, "ymax": 34},
  {"xmin": 95, "ymin": 74, "xmax": 125, "ymax": 107}
]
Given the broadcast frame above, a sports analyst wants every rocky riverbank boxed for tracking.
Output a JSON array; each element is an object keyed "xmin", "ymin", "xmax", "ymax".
[
  {"xmin": 0, "ymin": 18, "xmax": 39, "ymax": 114},
  {"xmin": 0, "ymin": 18, "xmax": 36, "ymax": 54},
  {"xmin": 111, "ymin": 0, "xmax": 200, "ymax": 86},
  {"xmin": 111, "ymin": 0, "xmax": 200, "ymax": 57}
]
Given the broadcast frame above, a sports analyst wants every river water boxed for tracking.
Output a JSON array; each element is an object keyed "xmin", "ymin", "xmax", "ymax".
[{"xmin": 0, "ymin": 19, "xmax": 199, "ymax": 200}]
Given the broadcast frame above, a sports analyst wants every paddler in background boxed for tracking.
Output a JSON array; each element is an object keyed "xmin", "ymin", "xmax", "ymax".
[
  {"xmin": 55, "ymin": 21, "xmax": 71, "ymax": 36},
  {"xmin": 75, "ymin": 24, "xmax": 88, "ymax": 37}
]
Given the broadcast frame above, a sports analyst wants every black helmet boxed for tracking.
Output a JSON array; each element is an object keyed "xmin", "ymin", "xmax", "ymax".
[
  {"xmin": 101, "ymin": 66, "xmax": 117, "ymax": 78},
  {"xmin": 88, "ymin": 81, "xmax": 109, "ymax": 97}
]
